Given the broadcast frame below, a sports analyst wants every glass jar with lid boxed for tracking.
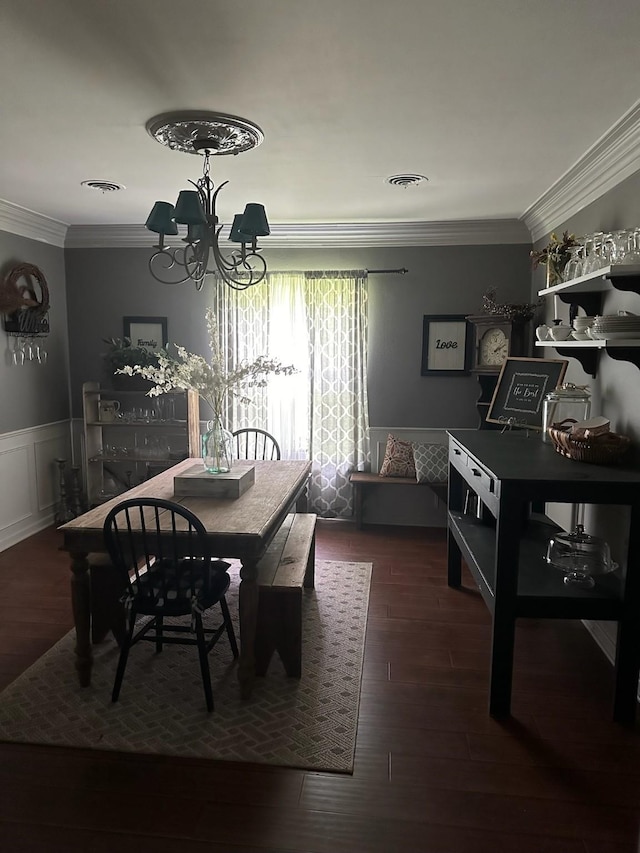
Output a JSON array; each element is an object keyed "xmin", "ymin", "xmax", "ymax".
[{"xmin": 542, "ymin": 384, "xmax": 591, "ymax": 443}]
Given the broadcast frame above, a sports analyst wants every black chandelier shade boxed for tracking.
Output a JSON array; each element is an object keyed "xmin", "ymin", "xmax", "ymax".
[{"xmin": 145, "ymin": 198, "xmax": 270, "ymax": 243}]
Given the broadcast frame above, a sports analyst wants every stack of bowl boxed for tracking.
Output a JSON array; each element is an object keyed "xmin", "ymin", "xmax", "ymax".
[{"xmin": 572, "ymin": 316, "xmax": 596, "ymax": 340}]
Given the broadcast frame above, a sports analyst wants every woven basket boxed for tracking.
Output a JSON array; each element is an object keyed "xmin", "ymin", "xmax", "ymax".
[{"xmin": 548, "ymin": 419, "xmax": 631, "ymax": 465}]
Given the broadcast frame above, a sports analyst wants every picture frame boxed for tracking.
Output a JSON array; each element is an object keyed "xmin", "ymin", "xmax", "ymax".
[
  {"xmin": 421, "ymin": 314, "xmax": 472, "ymax": 376},
  {"xmin": 486, "ymin": 357, "xmax": 569, "ymax": 430},
  {"xmin": 123, "ymin": 316, "xmax": 167, "ymax": 352}
]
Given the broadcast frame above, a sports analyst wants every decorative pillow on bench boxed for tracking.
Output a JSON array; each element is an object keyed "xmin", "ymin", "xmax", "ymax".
[
  {"xmin": 379, "ymin": 434, "xmax": 417, "ymax": 478},
  {"xmin": 412, "ymin": 442, "xmax": 448, "ymax": 483}
]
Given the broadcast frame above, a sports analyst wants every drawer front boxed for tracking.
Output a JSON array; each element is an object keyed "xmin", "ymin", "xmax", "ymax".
[
  {"xmin": 449, "ymin": 438, "xmax": 500, "ymax": 510},
  {"xmin": 466, "ymin": 460, "xmax": 494, "ymax": 496},
  {"xmin": 449, "ymin": 440, "xmax": 468, "ymax": 469}
]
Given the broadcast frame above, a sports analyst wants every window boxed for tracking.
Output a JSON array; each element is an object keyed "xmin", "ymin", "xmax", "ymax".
[{"xmin": 213, "ymin": 270, "xmax": 369, "ymax": 518}]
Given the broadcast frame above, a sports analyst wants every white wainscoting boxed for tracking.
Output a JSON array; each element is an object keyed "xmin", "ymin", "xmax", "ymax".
[{"xmin": 0, "ymin": 421, "xmax": 72, "ymax": 552}]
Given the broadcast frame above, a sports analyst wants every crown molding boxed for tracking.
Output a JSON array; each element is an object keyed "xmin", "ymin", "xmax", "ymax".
[
  {"xmin": 0, "ymin": 199, "xmax": 68, "ymax": 247},
  {"xmin": 522, "ymin": 100, "xmax": 640, "ymax": 243},
  {"xmin": 64, "ymin": 218, "xmax": 530, "ymax": 250},
  {"xmin": 9, "ymin": 92, "xmax": 640, "ymax": 255}
]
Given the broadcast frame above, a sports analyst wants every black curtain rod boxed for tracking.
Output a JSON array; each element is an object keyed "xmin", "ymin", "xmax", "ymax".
[
  {"xmin": 366, "ymin": 267, "xmax": 408, "ymax": 275},
  {"xmin": 264, "ymin": 268, "xmax": 409, "ymax": 276}
]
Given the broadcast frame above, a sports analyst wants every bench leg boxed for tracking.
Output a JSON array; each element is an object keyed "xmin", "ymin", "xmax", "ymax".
[
  {"xmin": 255, "ymin": 589, "xmax": 302, "ymax": 678},
  {"xmin": 303, "ymin": 532, "xmax": 315, "ymax": 589},
  {"xmin": 353, "ymin": 482, "xmax": 363, "ymax": 529}
]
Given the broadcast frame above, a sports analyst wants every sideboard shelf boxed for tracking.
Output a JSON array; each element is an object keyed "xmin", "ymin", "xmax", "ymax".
[
  {"xmin": 446, "ymin": 429, "xmax": 640, "ymax": 723},
  {"xmin": 82, "ymin": 381, "xmax": 199, "ymax": 506}
]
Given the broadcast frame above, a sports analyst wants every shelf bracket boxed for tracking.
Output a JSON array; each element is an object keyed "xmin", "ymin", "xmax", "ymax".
[
  {"xmin": 552, "ymin": 346, "xmax": 599, "ymax": 377},
  {"xmin": 606, "ymin": 273, "xmax": 640, "ymax": 296},
  {"xmin": 557, "ymin": 290, "xmax": 602, "ymax": 317},
  {"xmin": 605, "ymin": 347, "xmax": 640, "ymax": 371}
]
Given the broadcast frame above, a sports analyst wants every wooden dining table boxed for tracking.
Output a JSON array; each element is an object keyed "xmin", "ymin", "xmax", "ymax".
[{"xmin": 58, "ymin": 458, "xmax": 312, "ymax": 700}]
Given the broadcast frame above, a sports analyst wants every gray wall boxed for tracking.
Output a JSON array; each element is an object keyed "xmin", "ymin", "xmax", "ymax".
[
  {"xmin": 64, "ymin": 243, "xmax": 533, "ymax": 426},
  {"xmin": 0, "ymin": 231, "xmax": 70, "ymax": 432}
]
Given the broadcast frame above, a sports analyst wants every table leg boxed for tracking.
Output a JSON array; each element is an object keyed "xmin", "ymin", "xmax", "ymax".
[
  {"xmin": 238, "ymin": 557, "xmax": 259, "ymax": 699},
  {"xmin": 447, "ymin": 465, "xmax": 463, "ymax": 587},
  {"xmin": 447, "ymin": 527, "xmax": 462, "ymax": 587},
  {"xmin": 488, "ymin": 495, "xmax": 521, "ymax": 717},
  {"xmin": 613, "ymin": 502, "xmax": 640, "ymax": 724},
  {"xmin": 69, "ymin": 551, "xmax": 92, "ymax": 687}
]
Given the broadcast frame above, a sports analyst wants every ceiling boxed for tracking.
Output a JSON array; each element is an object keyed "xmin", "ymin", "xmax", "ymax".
[{"xmin": 2, "ymin": 0, "xmax": 640, "ymax": 240}]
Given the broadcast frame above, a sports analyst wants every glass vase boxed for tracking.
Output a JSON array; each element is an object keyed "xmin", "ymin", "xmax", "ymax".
[
  {"xmin": 201, "ymin": 418, "xmax": 233, "ymax": 474},
  {"xmin": 545, "ymin": 258, "xmax": 564, "ymax": 288}
]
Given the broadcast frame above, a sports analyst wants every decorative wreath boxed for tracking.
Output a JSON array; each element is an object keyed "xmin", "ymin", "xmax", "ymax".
[{"xmin": 0, "ymin": 263, "xmax": 50, "ymax": 335}]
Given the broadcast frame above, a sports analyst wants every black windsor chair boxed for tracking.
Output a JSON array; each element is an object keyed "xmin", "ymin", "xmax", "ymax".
[{"xmin": 102, "ymin": 497, "xmax": 238, "ymax": 712}]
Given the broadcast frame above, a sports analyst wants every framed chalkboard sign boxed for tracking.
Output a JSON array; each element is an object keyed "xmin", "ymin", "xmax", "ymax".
[{"xmin": 486, "ymin": 357, "xmax": 568, "ymax": 430}]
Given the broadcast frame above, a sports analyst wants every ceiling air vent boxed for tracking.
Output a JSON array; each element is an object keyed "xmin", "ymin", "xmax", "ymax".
[
  {"xmin": 386, "ymin": 174, "xmax": 428, "ymax": 188},
  {"xmin": 81, "ymin": 180, "xmax": 126, "ymax": 193}
]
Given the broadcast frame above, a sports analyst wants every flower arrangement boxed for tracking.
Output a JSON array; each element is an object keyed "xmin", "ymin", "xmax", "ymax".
[
  {"xmin": 530, "ymin": 230, "xmax": 579, "ymax": 271},
  {"xmin": 116, "ymin": 308, "xmax": 298, "ymax": 421},
  {"xmin": 481, "ymin": 289, "xmax": 542, "ymax": 322}
]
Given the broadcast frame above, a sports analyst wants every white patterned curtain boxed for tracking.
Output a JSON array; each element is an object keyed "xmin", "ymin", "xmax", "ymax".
[{"xmin": 211, "ymin": 270, "xmax": 369, "ymax": 518}]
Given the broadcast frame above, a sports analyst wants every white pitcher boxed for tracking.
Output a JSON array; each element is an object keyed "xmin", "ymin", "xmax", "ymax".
[{"xmin": 98, "ymin": 399, "xmax": 121, "ymax": 422}]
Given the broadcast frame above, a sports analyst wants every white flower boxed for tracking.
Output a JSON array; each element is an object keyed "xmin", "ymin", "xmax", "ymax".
[{"xmin": 117, "ymin": 308, "xmax": 297, "ymax": 419}]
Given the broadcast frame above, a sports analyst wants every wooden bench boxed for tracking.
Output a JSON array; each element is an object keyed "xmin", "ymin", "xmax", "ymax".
[
  {"xmin": 88, "ymin": 511, "xmax": 317, "ymax": 677},
  {"xmin": 349, "ymin": 471, "xmax": 447, "ymax": 529},
  {"xmin": 254, "ymin": 512, "xmax": 317, "ymax": 678}
]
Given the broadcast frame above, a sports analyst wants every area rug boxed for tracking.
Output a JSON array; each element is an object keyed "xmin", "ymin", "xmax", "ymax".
[{"xmin": 0, "ymin": 560, "xmax": 371, "ymax": 773}]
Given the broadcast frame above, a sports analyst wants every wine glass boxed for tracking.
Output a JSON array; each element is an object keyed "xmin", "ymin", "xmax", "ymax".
[
  {"xmin": 563, "ymin": 245, "xmax": 583, "ymax": 282},
  {"xmin": 621, "ymin": 227, "xmax": 640, "ymax": 264},
  {"xmin": 610, "ymin": 230, "xmax": 630, "ymax": 265},
  {"xmin": 582, "ymin": 231, "xmax": 605, "ymax": 275},
  {"xmin": 13, "ymin": 337, "xmax": 25, "ymax": 366}
]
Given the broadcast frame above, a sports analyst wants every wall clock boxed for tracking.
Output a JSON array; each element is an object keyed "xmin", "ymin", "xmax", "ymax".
[
  {"xmin": 465, "ymin": 313, "xmax": 530, "ymax": 429},
  {"xmin": 466, "ymin": 314, "xmax": 527, "ymax": 375}
]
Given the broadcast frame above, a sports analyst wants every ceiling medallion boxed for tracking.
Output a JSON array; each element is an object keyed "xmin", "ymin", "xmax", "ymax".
[{"xmin": 145, "ymin": 111, "xmax": 264, "ymax": 156}]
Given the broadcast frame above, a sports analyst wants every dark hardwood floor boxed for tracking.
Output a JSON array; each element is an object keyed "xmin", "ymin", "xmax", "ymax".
[{"xmin": 1, "ymin": 520, "xmax": 639, "ymax": 852}]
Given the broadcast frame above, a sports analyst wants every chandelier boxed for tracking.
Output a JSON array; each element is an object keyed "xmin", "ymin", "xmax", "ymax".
[{"xmin": 144, "ymin": 111, "xmax": 269, "ymax": 291}]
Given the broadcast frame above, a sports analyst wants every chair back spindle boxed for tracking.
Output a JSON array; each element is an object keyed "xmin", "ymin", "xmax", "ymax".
[{"xmin": 232, "ymin": 428, "xmax": 281, "ymax": 461}]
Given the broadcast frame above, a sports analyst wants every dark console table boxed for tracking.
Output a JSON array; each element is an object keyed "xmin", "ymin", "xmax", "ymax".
[{"xmin": 446, "ymin": 429, "xmax": 640, "ymax": 723}]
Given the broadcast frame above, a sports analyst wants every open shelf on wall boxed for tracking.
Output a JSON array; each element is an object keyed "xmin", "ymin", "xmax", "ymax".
[
  {"xmin": 538, "ymin": 264, "xmax": 640, "ymax": 316},
  {"xmin": 535, "ymin": 339, "xmax": 640, "ymax": 376},
  {"xmin": 537, "ymin": 264, "xmax": 640, "ymax": 376}
]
